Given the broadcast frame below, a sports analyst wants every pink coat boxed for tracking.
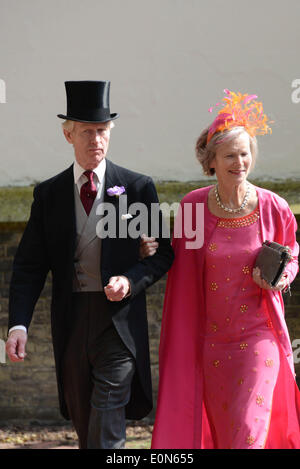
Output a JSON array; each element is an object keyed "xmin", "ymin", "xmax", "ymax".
[{"xmin": 151, "ymin": 185, "xmax": 300, "ymax": 449}]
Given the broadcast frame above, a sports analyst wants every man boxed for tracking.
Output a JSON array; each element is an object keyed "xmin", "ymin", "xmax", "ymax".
[{"xmin": 6, "ymin": 81, "xmax": 174, "ymax": 448}]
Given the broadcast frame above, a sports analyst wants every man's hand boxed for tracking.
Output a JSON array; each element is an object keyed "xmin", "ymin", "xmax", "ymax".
[
  {"xmin": 104, "ymin": 276, "xmax": 131, "ymax": 302},
  {"xmin": 139, "ymin": 234, "xmax": 159, "ymax": 259},
  {"xmin": 6, "ymin": 330, "xmax": 28, "ymax": 362},
  {"xmin": 252, "ymin": 267, "xmax": 288, "ymax": 291}
]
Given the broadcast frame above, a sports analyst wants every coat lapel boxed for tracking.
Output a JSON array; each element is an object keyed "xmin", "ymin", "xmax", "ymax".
[
  {"xmin": 101, "ymin": 159, "xmax": 126, "ymax": 274},
  {"xmin": 103, "ymin": 159, "xmax": 124, "ymax": 203},
  {"xmin": 55, "ymin": 164, "xmax": 76, "ymax": 239},
  {"xmin": 103, "ymin": 158, "xmax": 128, "ymax": 221}
]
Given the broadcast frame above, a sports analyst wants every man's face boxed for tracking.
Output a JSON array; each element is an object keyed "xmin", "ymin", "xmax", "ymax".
[{"xmin": 63, "ymin": 121, "xmax": 111, "ymax": 170}]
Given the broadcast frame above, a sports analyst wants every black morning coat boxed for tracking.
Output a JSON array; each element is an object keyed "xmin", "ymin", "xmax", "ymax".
[{"xmin": 8, "ymin": 159, "xmax": 174, "ymax": 421}]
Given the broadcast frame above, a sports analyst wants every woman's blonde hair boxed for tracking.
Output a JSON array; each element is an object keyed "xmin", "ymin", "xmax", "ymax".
[{"xmin": 195, "ymin": 126, "xmax": 258, "ymax": 176}]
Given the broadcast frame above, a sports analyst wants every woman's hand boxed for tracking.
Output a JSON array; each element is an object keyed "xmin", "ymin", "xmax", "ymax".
[
  {"xmin": 252, "ymin": 267, "xmax": 288, "ymax": 291},
  {"xmin": 139, "ymin": 234, "xmax": 159, "ymax": 259}
]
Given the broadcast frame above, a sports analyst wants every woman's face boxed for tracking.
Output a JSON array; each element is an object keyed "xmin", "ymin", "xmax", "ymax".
[{"xmin": 210, "ymin": 131, "xmax": 253, "ymax": 185}]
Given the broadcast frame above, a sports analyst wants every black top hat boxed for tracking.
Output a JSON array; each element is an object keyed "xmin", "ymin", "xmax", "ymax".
[{"xmin": 57, "ymin": 80, "xmax": 119, "ymax": 123}]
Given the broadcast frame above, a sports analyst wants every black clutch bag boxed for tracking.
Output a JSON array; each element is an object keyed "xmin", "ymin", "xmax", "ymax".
[{"xmin": 254, "ymin": 240, "xmax": 292, "ymax": 287}]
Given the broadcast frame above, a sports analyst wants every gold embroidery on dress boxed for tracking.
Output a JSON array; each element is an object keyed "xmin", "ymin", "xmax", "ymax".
[
  {"xmin": 246, "ymin": 435, "xmax": 256, "ymax": 445},
  {"xmin": 242, "ymin": 265, "xmax": 250, "ymax": 274},
  {"xmin": 240, "ymin": 343, "xmax": 248, "ymax": 351},
  {"xmin": 265, "ymin": 358, "xmax": 274, "ymax": 368},
  {"xmin": 256, "ymin": 395, "xmax": 264, "ymax": 406},
  {"xmin": 217, "ymin": 208, "xmax": 259, "ymax": 228},
  {"xmin": 266, "ymin": 319, "xmax": 273, "ymax": 328}
]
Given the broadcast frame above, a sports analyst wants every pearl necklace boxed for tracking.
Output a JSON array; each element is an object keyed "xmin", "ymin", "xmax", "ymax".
[{"xmin": 215, "ymin": 183, "xmax": 250, "ymax": 213}]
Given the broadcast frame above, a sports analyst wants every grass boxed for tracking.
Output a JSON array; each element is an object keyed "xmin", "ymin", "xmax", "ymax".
[
  {"xmin": 0, "ymin": 180, "xmax": 300, "ymax": 221},
  {"xmin": 291, "ymin": 204, "xmax": 300, "ymax": 214}
]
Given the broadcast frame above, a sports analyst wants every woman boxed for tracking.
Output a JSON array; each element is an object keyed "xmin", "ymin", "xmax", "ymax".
[{"xmin": 151, "ymin": 90, "xmax": 300, "ymax": 449}]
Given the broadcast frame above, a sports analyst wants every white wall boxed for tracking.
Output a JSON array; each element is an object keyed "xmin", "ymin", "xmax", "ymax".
[{"xmin": 0, "ymin": 0, "xmax": 299, "ymax": 185}]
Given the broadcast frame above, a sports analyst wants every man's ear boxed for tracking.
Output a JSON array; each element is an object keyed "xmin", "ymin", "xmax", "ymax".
[{"xmin": 63, "ymin": 128, "xmax": 73, "ymax": 144}]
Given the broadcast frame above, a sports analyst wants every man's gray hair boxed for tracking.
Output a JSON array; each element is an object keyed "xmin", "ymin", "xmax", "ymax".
[{"xmin": 62, "ymin": 120, "xmax": 115, "ymax": 132}]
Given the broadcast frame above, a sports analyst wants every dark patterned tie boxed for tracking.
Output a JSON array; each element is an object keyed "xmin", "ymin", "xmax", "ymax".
[{"xmin": 80, "ymin": 170, "xmax": 97, "ymax": 215}]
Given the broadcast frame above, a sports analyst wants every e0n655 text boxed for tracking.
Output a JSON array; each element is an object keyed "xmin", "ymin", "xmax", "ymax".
[{"xmin": 150, "ymin": 453, "xmax": 194, "ymax": 464}]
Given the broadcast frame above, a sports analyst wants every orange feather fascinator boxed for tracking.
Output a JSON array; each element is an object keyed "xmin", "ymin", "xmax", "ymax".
[{"xmin": 207, "ymin": 89, "xmax": 272, "ymax": 143}]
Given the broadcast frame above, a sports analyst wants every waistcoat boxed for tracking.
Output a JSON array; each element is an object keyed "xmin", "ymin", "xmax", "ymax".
[{"xmin": 73, "ymin": 184, "xmax": 104, "ymax": 292}]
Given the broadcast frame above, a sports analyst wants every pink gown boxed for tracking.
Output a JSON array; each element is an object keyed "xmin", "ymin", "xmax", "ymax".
[
  {"xmin": 203, "ymin": 207, "xmax": 280, "ymax": 449},
  {"xmin": 151, "ymin": 186, "xmax": 300, "ymax": 449}
]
